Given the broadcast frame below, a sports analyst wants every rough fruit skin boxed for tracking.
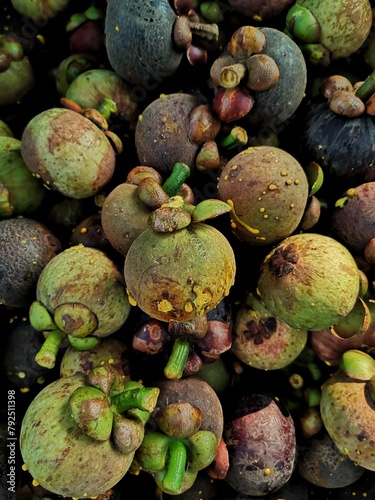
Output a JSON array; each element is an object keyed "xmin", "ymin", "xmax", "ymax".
[
  {"xmin": 296, "ymin": 0, "xmax": 372, "ymax": 60},
  {"xmin": 105, "ymin": 0, "xmax": 182, "ymax": 87},
  {"xmin": 218, "ymin": 146, "xmax": 309, "ymax": 245},
  {"xmin": 37, "ymin": 245, "xmax": 131, "ymax": 337},
  {"xmin": 320, "ymin": 369, "xmax": 375, "ymax": 471},
  {"xmin": 0, "ymin": 217, "xmax": 61, "ymax": 308},
  {"xmin": 20, "ymin": 375, "xmax": 134, "ymax": 498},
  {"xmin": 224, "ymin": 394, "xmax": 296, "ymax": 496},
  {"xmin": 21, "ymin": 108, "xmax": 116, "ymax": 199},
  {"xmin": 124, "ymin": 224, "xmax": 236, "ymax": 322},
  {"xmin": 257, "ymin": 233, "xmax": 360, "ymax": 330}
]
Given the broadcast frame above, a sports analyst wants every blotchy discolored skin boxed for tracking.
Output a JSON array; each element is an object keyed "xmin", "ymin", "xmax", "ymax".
[
  {"xmin": 257, "ymin": 233, "xmax": 360, "ymax": 331},
  {"xmin": 296, "ymin": 0, "xmax": 372, "ymax": 60},
  {"xmin": 37, "ymin": 245, "xmax": 131, "ymax": 338},
  {"xmin": 320, "ymin": 369, "xmax": 375, "ymax": 471},
  {"xmin": 21, "ymin": 108, "xmax": 116, "ymax": 199},
  {"xmin": 124, "ymin": 223, "xmax": 236, "ymax": 322},
  {"xmin": 135, "ymin": 93, "xmax": 205, "ymax": 172},
  {"xmin": 218, "ymin": 146, "xmax": 309, "ymax": 245},
  {"xmin": 20, "ymin": 375, "xmax": 134, "ymax": 498},
  {"xmin": 224, "ymin": 394, "xmax": 296, "ymax": 496}
]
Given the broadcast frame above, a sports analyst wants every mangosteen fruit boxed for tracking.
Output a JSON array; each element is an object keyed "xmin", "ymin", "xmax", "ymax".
[
  {"xmin": 320, "ymin": 350, "xmax": 375, "ymax": 471},
  {"xmin": 0, "ymin": 135, "xmax": 45, "ymax": 216},
  {"xmin": 301, "ymin": 73, "xmax": 375, "ymax": 184},
  {"xmin": 10, "ymin": 0, "xmax": 71, "ymax": 23},
  {"xmin": 210, "ymin": 26, "xmax": 307, "ymax": 129},
  {"xmin": 65, "ymin": 68, "xmax": 139, "ymax": 123},
  {"xmin": 217, "ymin": 146, "xmax": 310, "ymax": 245},
  {"xmin": 331, "ymin": 182, "xmax": 375, "ymax": 261},
  {"xmin": 30, "ymin": 244, "xmax": 131, "ymax": 368},
  {"xmin": 232, "ymin": 291, "xmax": 308, "ymax": 370},
  {"xmin": 20, "ymin": 106, "xmax": 117, "ymax": 199},
  {"xmin": 105, "ymin": 0, "xmax": 182, "ymax": 87},
  {"xmin": 223, "ymin": 392, "xmax": 297, "ymax": 496},
  {"xmin": 0, "ymin": 217, "xmax": 61, "ymax": 308},
  {"xmin": 297, "ymin": 430, "xmax": 366, "ymax": 488},
  {"xmin": 257, "ymin": 233, "xmax": 361, "ymax": 331},
  {"xmin": 124, "ymin": 198, "xmax": 236, "ymax": 323},
  {"xmin": 135, "ymin": 93, "xmax": 220, "ymax": 173},
  {"xmin": 226, "ymin": 0, "xmax": 295, "ymax": 20},
  {"xmin": 285, "ymin": 0, "xmax": 372, "ymax": 63},
  {"xmin": 135, "ymin": 376, "xmax": 224, "ymax": 495},
  {"xmin": 19, "ymin": 366, "xmax": 160, "ymax": 497}
]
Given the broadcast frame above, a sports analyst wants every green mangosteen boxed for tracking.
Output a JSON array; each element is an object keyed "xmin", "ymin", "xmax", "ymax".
[
  {"xmin": 0, "ymin": 34, "xmax": 34, "ymax": 106},
  {"xmin": 217, "ymin": 146, "xmax": 310, "ymax": 245},
  {"xmin": 257, "ymin": 233, "xmax": 361, "ymax": 331},
  {"xmin": 124, "ymin": 197, "xmax": 236, "ymax": 323},
  {"xmin": 232, "ymin": 291, "xmax": 308, "ymax": 370},
  {"xmin": 20, "ymin": 104, "xmax": 119, "ymax": 199},
  {"xmin": 101, "ymin": 163, "xmax": 192, "ymax": 256},
  {"xmin": 29, "ymin": 244, "xmax": 131, "ymax": 369},
  {"xmin": 285, "ymin": 0, "xmax": 372, "ymax": 64},
  {"xmin": 10, "ymin": 0, "xmax": 71, "ymax": 23},
  {"xmin": 0, "ymin": 135, "xmax": 45, "ymax": 216},
  {"xmin": 20, "ymin": 365, "xmax": 160, "ymax": 498},
  {"xmin": 320, "ymin": 349, "xmax": 375, "ymax": 471}
]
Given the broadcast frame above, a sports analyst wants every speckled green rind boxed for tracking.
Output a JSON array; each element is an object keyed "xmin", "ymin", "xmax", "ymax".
[
  {"xmin": 37, "ymin": 245, "xmax": 130, "ymax": 337},
  {"xmin": 257, "ymin": 233, "xmax": 360, "ymax": 331},
  {"xmin": 20, "ymin": 375, "xmax": 134, "ymax": 498},
  {"xmin": 124, "ymin": 224, "xmax": 236, "ymax": 322},
  {"xmin": 232, "ymin": 292, "xmax": 308, "ymax": 370},
  {"xmin": 218, "ymin": 146, "xmax": 309, "ymax": 245},
  {"xmin": 0, "ymin": 58, "xmax": 34, "ymax": 106},
  {"xmin": 21, "ymin": 108, "xmax": 115, "ymax": 199},
  {"xmin": 0, "ymin": 136, "xmax": 45, "ymax": 214},
  {"xmin": 10, "ymin": 0, "xmax": 71, "ymax": 23},
  {"xmin": 320, "ymin": 369, "xmax": 375, "ymax": 471},
  {"xmin": 101, "ymin": 182, "xmax": 151, "ymax": 256},
  {"xmin": 296, "ymin": 0, "xmax": 372, "ymax": 59}
]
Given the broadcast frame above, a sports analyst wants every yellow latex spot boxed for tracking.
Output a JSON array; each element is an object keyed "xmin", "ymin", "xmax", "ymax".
[
  {"xmin": 280, "ymin": 171, "xmax": 288, "ymax": 176},
  {"xmin": 138, "ymin": 114, "xmax": 143, "ymax": 121},
  {"xmin": 285, "ymin": 179, "xmax": 292, "ymax": 185},
  {"xmin": 126, "ymin": 290, "xmax": 137, "ymax": 307},
  {"xmin": 18, "ymin": 371, "xmax": 26, "ymax": 378},
  {"xmin": 37, "ymin": 377, "xmax": 45, "ymax": 384},
  {"xmin": 264, "ymin": 468, "xmax": 271, "ymax": 475},
  {"xmin": 226, "ymin": 199, "xmax": 259, "ymax": 235},
  {"xmin": 80, "ymin": 227, "xmax": 88, "ymax": 234},
  {"xmin": 22, "ymin": 464, "xmax": 28, "ymax": 471},
  {"xmin": 157, "ymin": 299, "xmax": 173, "ymax": 313},
  {"xmin": 343, "ymin": 447, "xmax": 350, "ymax": 455},
  {"xmin": 294, "ymin": 179, "xmax": 300, "ymax": 185},
  {"xmin": 20, "ymin": 387, "xmax": 30, "ymax": 393},
  {"xmin": 268, "ymin": 184, "xmax": 277, "ymax": 190},
  {"xmin": 32, "ymin": 479, "xmax": 39, "ymax": 487},
  {"xmin": 115, "ymin": 25, "xmax": 120, "ymax": 32},
  {"xmin": 184, "ymin": 301, "xmax": 194, "ymax": 313}
]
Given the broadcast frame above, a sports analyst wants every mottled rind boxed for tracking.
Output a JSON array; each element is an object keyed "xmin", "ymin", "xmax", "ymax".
[
  {"xmin": 124, "ymin": 223, "xmax": 236, "ymax": 322},
  {"xmin": 320, "ymin": 369, "xmax": 375, "ymax": 471},
  {"xmin": 37, "ymin": 245, "xmax": 130, "ymax": 337},
  {"xmin": 218, "ymin": 146, "xmax": 309, "ymax": 245},
  {"xmin": 296, "ymin": 0, "xmax": 372, "ymax": 59},
  {"xmin": 257, "ymin": 233, "xmax": 360, "ymax": 330},
  {"xmin": 19, "ymin": 375, "xmax": 133, "ymax": 498},
  {"xmin": 21, "ymin": 108, "xmax": 116, "ymax": 199}
]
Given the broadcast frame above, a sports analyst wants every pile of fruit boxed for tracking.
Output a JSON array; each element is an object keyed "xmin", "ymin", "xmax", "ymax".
[{"xmin": 2, "ymin": 0, "xmax": 375, "ymax": 498}]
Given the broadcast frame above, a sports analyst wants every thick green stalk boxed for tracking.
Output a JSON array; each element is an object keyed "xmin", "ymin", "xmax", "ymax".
[
  {"xmin": 355, "ymin": 69, "xmax": 375, "ymax": 102},
  {"xmin": 35, "ymin": 329, "xmax": 66, "ymax": 369},
  {"xmin": 162, "ymin": 439, "xmax": 188, "ymax": 493},
  {"xmin": 162, "ymin": 163, "xmax": 190, "ymax": 197},
  {"xmin": 164, "ymin": 337, "xmax": 191, "ymax": 380},
  {"xmin": 111, "ymin": 386, "xmax": 160, "ymax": 413}
]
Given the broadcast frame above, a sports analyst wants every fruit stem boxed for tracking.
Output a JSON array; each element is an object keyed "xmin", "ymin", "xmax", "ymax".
[
  {"xmin": 97, "ymin": 96, "xmax": 118, "ymax": 121},
  {"xmin": 162, "ymin": 162, "xmax": 191, "ymax": 198},
  {"xmin": 111, "ymin": 385, "xmax": 160, "ymax": 414},
  {"xmin": 35, "ymin": 329, "xmax": 67, "ymax": 369},
  {"xmin": 162, "ymin": 439, "xmax": 188, "ymax": 493},
  {"xmin": 164, "ymin": 337, "xmax": 191, "ymax": 379},
  {"xmin": 68, "ymin": 335, "xmax": 100, "ymax": 351},
  {"xmin": 355, "ymin": 69, "xmax": 375, "ymax": 102},
  {"xmin": 220, "ymin": 126, "xmax": 248, "ymax": 149}
]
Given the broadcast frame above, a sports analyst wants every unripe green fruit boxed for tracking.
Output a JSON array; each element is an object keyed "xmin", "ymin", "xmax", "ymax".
[{"xmin": 257, "ymin": 233, "xmax": 360, "ymax": 330}]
